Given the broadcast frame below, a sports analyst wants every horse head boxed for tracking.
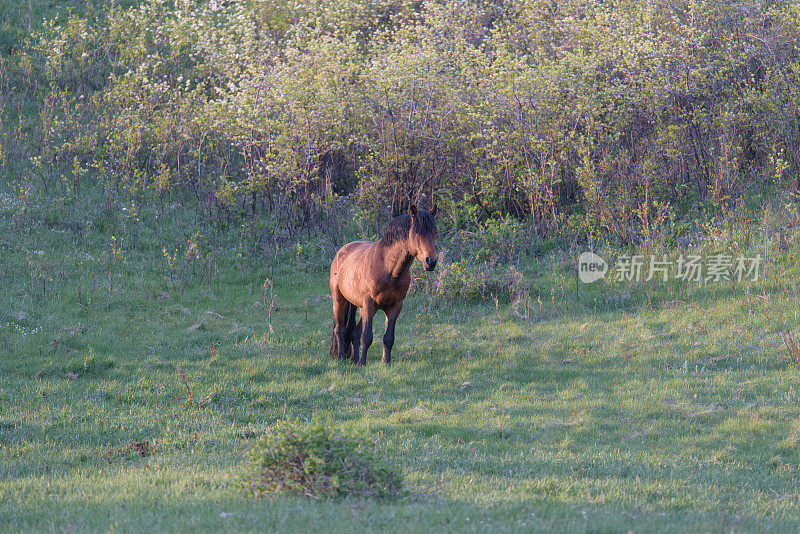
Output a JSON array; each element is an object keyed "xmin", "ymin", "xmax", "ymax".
[{"xmin": 408, "ymin": 204, "xmax": 438, "ymax": 271}]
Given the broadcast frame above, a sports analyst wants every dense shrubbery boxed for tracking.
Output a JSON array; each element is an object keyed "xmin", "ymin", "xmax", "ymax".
[
  {"xmin": 4, "ymin": 0, "xmax": 800, "ymax": 240},
  {"xmin": 239, "ymin": 418, "xmax": 402, "ymax": 499}
]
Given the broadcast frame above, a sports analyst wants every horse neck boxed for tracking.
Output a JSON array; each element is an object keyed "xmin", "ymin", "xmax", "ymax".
[{"xmin": 381, "ymin": 238, "xmax": 415, "ymax": 278}]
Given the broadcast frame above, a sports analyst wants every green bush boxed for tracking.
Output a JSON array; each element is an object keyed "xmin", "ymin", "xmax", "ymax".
[
  {"xmin": 429, "ymin": 258, "xmax": 491, "ymax": 301},
  {"xmin": 238, "ymin": 419, "xmax": 402, "ymax": 500},
  {"xmin": 425, "ymin": 257, "xmax": 529, "ymax": 303},
  {"xmin": 8, "ymin": 0, "xmax": 800, "ymax": 239}
]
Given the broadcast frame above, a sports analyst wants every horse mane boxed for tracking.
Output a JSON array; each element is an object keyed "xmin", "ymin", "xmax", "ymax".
[{"xmin": 381, "ymin": 210, "xmax": 436, "ymax": 246}]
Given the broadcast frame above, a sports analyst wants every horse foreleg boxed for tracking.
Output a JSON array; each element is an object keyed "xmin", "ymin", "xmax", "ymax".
[
  {"xmin": 356, "ymin": 301, "xmax": 376, "ymax": 366},
  {"xmin": 382, "ymin": 302, "xmax": 403, "ymax": 366}
]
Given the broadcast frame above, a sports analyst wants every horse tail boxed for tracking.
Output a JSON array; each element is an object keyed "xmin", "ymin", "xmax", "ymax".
[
  {"xmin": 344, "ymin": 301, "xmax": 357, "ymax": 360},
  {"xmin": 330, "ymin": 301, "xmax": 357, "ymax": 360},
  {"xmin": 341, "ymin": 301, "xmax": 356, "ymax": 361}
]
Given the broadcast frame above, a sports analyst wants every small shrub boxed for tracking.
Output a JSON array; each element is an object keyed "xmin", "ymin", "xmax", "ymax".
[
  {"xmin": 238, "ymin": 419, "xmax": 402, "ymax": 500},
  {"xmin": 429, "ymin": 258, "xmax": 490, "ymax": 301},
  {"xmin": 425, "ymin": 258, "xmax": 528, "ymax": 304}
]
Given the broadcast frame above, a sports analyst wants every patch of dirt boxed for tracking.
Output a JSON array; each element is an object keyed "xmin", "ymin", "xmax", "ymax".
[
  {"xmin": 128, "ymin": 441, "xmax": 151, "ymax": 456},
  {"xmin": 104, "ymin": 441, "xmax": 151, "ymax": 462}
]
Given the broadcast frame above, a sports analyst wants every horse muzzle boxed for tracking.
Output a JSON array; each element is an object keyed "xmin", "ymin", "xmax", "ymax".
[{"xmin": 425, "ymin": 257, "xmax": 437, "ymax": 271}]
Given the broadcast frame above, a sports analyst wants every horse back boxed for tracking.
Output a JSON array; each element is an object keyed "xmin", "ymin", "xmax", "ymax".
[{"xmin": 330, "ymin": 241, "xmax": 372, "ymax": 277}]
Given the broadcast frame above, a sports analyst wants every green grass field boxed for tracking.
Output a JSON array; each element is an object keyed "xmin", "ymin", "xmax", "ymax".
[
  {"xmin": 2, "ymin": 183, "xmax": 800, "ymax": 533},
  {"xmin": 3, "ymin": 0, "xmax": 800, "ymax": 531}
]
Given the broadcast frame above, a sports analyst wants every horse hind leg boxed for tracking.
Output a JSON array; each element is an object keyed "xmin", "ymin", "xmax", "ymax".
[
  {"xmin": 329, "ymin": 326, "xmax": 338, "ymax": 359},
  {"xmin": 331, "ymin": 321, "xmax": 347, "ymax": 360},
  {"xmin": 331, "ymin": 295, "xmax": 352, "ymax": 360},
  {"xmin": 349, "ymin": 316, "xmax": 361, "ymax": 363},
  {"xmin": 342, "ymin": 302, "xmax": 357, "ymax": 362}
]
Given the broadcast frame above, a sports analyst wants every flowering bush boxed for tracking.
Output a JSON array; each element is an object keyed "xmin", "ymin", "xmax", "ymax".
[{"xmin": 12, "ymin": 0, "xmax": 800, "ymax": 237}]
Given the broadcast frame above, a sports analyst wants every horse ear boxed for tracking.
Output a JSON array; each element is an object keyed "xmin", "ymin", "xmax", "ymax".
[
  {"xmin": 409, "ymin": 205, "xmax": 417, "ymax": 218},
  {"xmin": 430, "ymin": 204, "xmax": 437, "ymax": 217}
]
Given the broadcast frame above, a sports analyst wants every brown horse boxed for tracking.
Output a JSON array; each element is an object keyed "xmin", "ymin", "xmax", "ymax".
[{"xmin": 329, "ymin": 205, "xmax": 438, "ymax": 366}]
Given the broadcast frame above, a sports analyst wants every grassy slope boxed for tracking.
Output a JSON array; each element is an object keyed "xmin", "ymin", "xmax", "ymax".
[
  {"xmin": 2, "ymin": 183, "xmax": 800, "ymax": 533},
  {"xmin": 3, "ymin": 3, "xmax": 800, "ymax": 531}
]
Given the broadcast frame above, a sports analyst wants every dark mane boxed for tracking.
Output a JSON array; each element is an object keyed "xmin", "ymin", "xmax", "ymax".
[{"xmin": 381, "ymin": 210, "xmax": 436, "ymax": 245}]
